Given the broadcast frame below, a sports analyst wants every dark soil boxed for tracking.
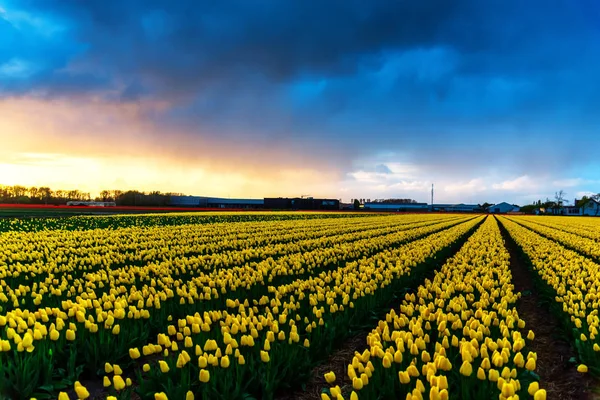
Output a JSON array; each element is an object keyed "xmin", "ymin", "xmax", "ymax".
[{"xmin": 497, "ymin": 217, "xmax": 597, "ymax": 400}]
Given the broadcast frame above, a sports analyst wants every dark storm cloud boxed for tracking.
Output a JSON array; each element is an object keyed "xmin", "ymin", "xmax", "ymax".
[{"xmin": 3, "ymin": 0, "xmax": 473, "ymax": 101}]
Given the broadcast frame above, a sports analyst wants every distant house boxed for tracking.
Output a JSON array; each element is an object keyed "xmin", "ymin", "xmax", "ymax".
[
  {"xmin": 579, "ymin": 198, "xmax": 600, "ymax": 216},
  {"xmin": 562, "ymin": 205, "xmax": 581, "ymax": 216},
  {"xmin": 488, "ymin": 202, "xmax": 520, "ymax": 213}
]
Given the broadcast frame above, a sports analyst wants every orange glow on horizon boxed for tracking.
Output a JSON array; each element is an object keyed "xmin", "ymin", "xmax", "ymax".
[{"xmin": 0, "ymin": 97, "xmax": 341, "ymax": 198}]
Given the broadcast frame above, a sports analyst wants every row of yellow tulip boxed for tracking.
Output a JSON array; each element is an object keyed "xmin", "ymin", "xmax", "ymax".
[
  {"xmin": 518, "ymin": 216, "xmax": 600, "ymax": 242},
  {"xmin": 0, "ymin": 211, "xmax": 375, "ymax": 233},
  {"xmin": 324, "ymin": 216, "xmax": 545, "ymax": 400},
  {"xmin": 0, "ymin": 214, "xmax": 475, "ymax": 399},
  {"xmin": 506, "ymin": 216, "xmax": 600, "ymax": 261},
  {"xmin": 0, "ymin": 214, "xmax": 425, "ymax": 272},
  {"xmin": 0, "ymin": 214, "xmax": 462, "ymax": 314},
  {"xmin": 500, "ymin": 216, "xmax": 600, "ymax": 374}
]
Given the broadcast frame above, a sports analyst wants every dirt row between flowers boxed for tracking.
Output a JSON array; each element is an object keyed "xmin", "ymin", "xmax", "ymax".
[{"xmin": 496, "ymin": 217, "xmax": 597, "ymax": 400}]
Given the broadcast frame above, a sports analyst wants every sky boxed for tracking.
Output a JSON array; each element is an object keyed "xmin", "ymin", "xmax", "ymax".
[{"xmin": 1, "ymin": 0, "xmax": 599, "ymax": 205}]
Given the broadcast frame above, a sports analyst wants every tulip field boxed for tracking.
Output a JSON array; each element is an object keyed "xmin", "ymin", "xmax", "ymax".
[{"xmin": 0, "ymin": 212, "xmax": 599, "ymax": 399}]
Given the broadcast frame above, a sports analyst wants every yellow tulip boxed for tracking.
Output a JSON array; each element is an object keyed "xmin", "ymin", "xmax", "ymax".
[
  {"xmin": 352, "ymin": 376, "xmax": 363, "ymax": 390},
  {"xmin": 459, "ymin": 361, "xmax": 472, "ymax": 377},
  {"xmin": 154, "ymin": 393, "xmax": 168, "ymax": 400},
  {"xmin": 103, "ymin": 376, "xmax": 111, "ymax": 387},
  {"xmin": 0, "ymin": 340, "xmax": 11, "ymax": 352},
  {"xmin": 66, "ymin": 329, "xmax": 76, "ymax": 341},
  {"xmin": 58, "ymin": 393, "xmax": 69, "ymax": 400},
  {"xmin": 528, "ymin": 381, "xmax": 540, "ymax": 396},
  {"xmin": 159, "ymin": 360, "xmax": 170, "ymax": 373},
  {"xmin": 186, "ymin": 391, "xmax": 195, "ymax": 400},
  {"xmin": 324, "ymin": 371, "xmax": 336, "ymax": 384},
  {"xmin": 577, "ymin": 364, "xmax": 588, "ymax": 373},
  {"xmin": 415, "ymin": 379, "xmax": 425, "ymax": 393},
  {"xmin": 501, "ymin": 382, "xmax": 515, "ymax": 397},
  {"xmin": 398, "ymin": 371, "xmax": 410, "ymax": 384},
  {"xmin": 198, "ymin": 356, "xmax": 208, "ymax": 368},
  {"xmin": 129, "ymin": 348, "xmax": 141, "ymax": 359},
  {"xmin": 476, "ymin": 367, "xmax": 486, "ymax": 380},
  {"xmin": 113, "ymin": 376, "xmax": 126, "ymax": 391},
  {"xmin": 143, "ymin": 363, "xmax": 151, "ymax": 372},
  {"xmin": 176, "ymin": 353, "xmax": 188, "ymax": 368},
  {"xmin": 74, "ymin": 383, "xmax": 89, "ymax": 399},
  {"xmin": 260, "ymin": 350, "xmax": 270, "ymax": 363},
  {"xmin": 406, "ymin": 365, "xmax": 419, "ymax": 377},
  {"xmin": 199, "ymin": 369, "xmax": 210, "ymax": 383},
  {"xmin": 534, "ymin": 389, "xmax": 547, "ymax": 400},
  {"xmin": 104, "ymin": 363, "xmax": 113, "ymax": 374},
  {"xmin": 221, "ymin": 355, "xmax": 230, "ymax": 368},
  {"xmin": 488, "ymin": 369, "xmax": 499, "ymax": 382}
]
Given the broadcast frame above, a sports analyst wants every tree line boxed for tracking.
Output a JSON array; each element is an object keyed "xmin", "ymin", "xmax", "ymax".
[{"xmin": 0, "ymin": 185, "xmax": 186, "ymax": 206}]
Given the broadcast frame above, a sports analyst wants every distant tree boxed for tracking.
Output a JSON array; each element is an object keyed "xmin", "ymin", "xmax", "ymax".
[
  {"xmin": 576, "ymin": 196, "xmax": 590, "ymax": 209},
  {"xmin": 99, "ymin": 190, "xmax": 112, "ymax": 201},
  {"xmin": 28, "ymin": 187, "xmax": 40, "ymax": 202},
  {"xmin": 12, "ymin": 185, "xmax": 27, "ymax": 200},
  {"xmin": 38, "ymin": 187, "xmax": 53, "ymax": 204},
  {"xmin": 554, "ymin": 190, "xmax": 566, "ymax": 214},
  {"xmin": 595, "ymin": 194, "xmax": 600, "ymax": 216},
  {"xmin": 353, "ymin": 199, "xmax": 361, "ymax": 210},
  {"xmin": 519, "ymin": 204, "xmax": 537, "ymax": 214},
  {"xmin": 479, "ymin": 202, "xmax": 493, "ymax": 211},
  {"xmin": 54, "ymin": 190, "xmax": 66, "ymax": 203}
]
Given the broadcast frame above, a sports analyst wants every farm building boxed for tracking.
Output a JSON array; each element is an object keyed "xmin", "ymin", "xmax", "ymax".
[
  {"xmin": 204, "ymin": 197, "xmax": 264, "ymax": 209},
  {"xmin": 578, "ymin": 198, "xmax": 600, "ymax": 216},
  {"xmin": 488, "ymin": 202, "xmax": 520, "ymax": 213},
  {"xmin": 264, "ymin": 197, "xmax": 339, "ymax": 210},
  {"xmin": 66, "ymin": 201, "xmax": 116, "ymax": 207},
  {"xmin": 168, "ymin": 196, "xmax": 202, "ymax": 207},
  {"xmin": 364, "ymin": 202, "xmax": 429, "ymax": 211},
  {"xmin": 433, "ymin": 204, "xmax": 481, "ymax": 212},
  {"xmin": 169, "ymin": 196, "xmax": 264, "ymax": 209},
  {"xmin": 562, "ymin": 205, "xmax": 581, "ymax": 215}
]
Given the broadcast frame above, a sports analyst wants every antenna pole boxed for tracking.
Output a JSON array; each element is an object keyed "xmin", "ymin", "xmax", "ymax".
[{"xmin": 431, "ymin": 183, "xmax": 434, "ymax": 212}]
